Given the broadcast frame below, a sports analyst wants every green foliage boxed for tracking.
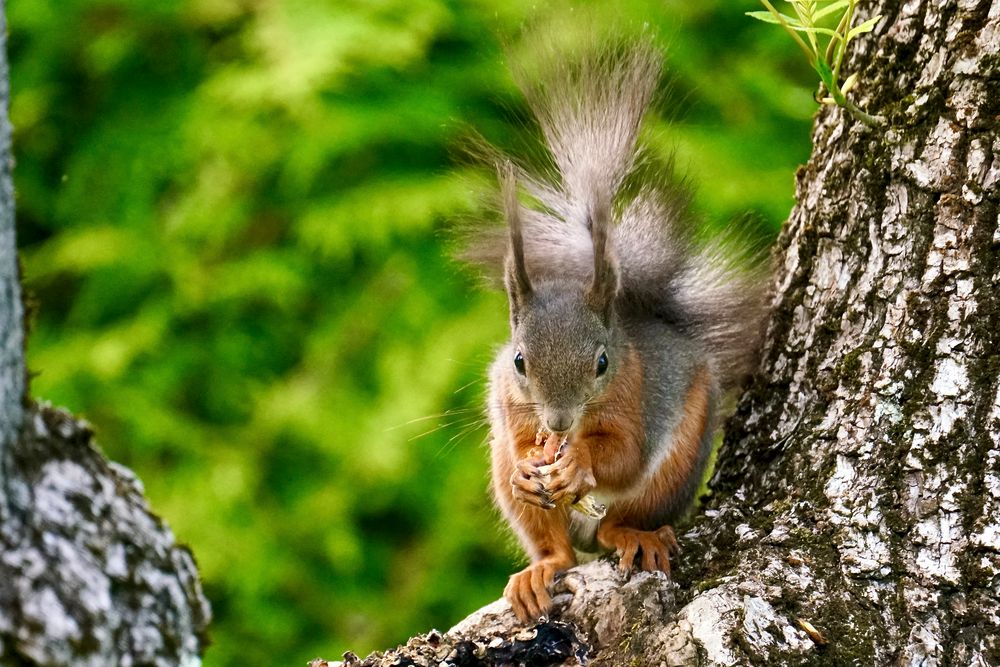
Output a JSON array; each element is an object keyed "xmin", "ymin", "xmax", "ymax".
[
  {"xmin": 747, "ymin": 0, "xmax": 884, "ymax": 125},
  {"xmin": 9, "ymin": 0, "xmax": 811, "ymax": 664}
]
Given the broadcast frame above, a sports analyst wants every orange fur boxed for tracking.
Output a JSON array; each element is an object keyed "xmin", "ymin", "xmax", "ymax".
[
  {"xmin": 491, "ymin": 389, "xmax": 577, "ymax": 620},
  {"xmin": 492, "ymin": 373, "xmax": 567, "ymax": 551},
  {"xmin": 492, "ymin": 348, "xmax": 713, "ymax": 616},
  {"xmin": 597, "ymin": 364, "xmax": 711, "ymax": 572},
  {"xmin": 574, "ymin": 345, "xmax": 646, "ymax": 492},
  {"xmin": 608, "ymin": 364, "xmax": 711, "ymax": 528}
]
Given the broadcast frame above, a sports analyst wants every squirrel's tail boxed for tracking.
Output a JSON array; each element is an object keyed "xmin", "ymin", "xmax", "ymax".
[
  {"xmin": 461, "ymin": 34, "xmax": 770, "ymax": 389},
  {"xmin": 516, "ymin": 37, "xmax": 660, "ymax": 226}
]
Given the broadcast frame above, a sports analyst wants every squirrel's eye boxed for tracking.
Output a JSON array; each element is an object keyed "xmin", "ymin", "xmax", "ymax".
[
  {"xmin": 514, "ymin": 350, "xmax": 526, "ymax": 375},
  {"xmin": 596, "ymin": 351, "xmax": 608, "ymax": 377}
]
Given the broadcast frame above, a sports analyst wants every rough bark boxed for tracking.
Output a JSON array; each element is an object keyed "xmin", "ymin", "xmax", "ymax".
[
  {"xmin": 0, "ymin": 405, "xmax": 212, "ymax": 666},
  {"xmin": 0, "ymin": 2, "xmax": 23, "ymax": 480},
  {"xmin": 319, "ymin": 0, "xmax": 1000, "ymax": 665},
  {"xmin": 0, "ymin": 2, "xmax": 212, "ymax": 663}
]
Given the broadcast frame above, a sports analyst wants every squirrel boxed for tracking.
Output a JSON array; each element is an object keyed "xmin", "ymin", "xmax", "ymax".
[{"xmin": 462, "ymin": 35, "xmax": 769, "ymax": 622}]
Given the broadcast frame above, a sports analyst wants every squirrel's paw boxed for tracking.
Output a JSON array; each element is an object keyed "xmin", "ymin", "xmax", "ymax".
[
  {"xmin": 510, "ymin": 458, "xmax": 555, "ymax": 509},
  {"xmin": 601, "ymin": 525, "xmax": 678, "ymax": 575},
  {"xmin": 504, "ymin": 557, "xmax": 571, "ymax": 622},
  {"xmin": 538, "ymin": 450, "xmax": 596, "ymax": 505}
]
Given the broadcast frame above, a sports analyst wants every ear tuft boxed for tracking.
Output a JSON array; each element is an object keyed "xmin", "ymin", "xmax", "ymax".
[
  {"xmin": 500, "ymin": 162, "xmax": 533, "ymax": 326},
  {"xmin": 585, "ymin": 196, "xmax": 619, "ymax": 321}
]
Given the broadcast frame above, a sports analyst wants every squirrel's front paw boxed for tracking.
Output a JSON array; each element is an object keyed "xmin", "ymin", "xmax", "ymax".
[
  {"xmin": 539, "ymin": 451, "xmax": 596, "ymax": 505},
  {"xmin": 510, "ymin": 458, "xmax": 555, "ymax": 509},
  {"xmin": 504, "ymin": 557, "xmax": 572, "ymax": 622}
]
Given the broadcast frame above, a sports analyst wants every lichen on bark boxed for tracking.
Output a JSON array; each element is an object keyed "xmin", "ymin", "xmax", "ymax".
[{"xmin": 0, "ymin": 405, "xmax": 212, "ymax": 666}]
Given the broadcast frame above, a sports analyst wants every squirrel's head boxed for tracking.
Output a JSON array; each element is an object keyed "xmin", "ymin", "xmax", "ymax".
[{"xmin": 500, "ymin": 166, "xmax": 620, "ymax": 434}]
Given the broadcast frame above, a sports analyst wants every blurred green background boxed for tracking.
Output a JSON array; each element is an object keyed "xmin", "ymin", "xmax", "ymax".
[{"xmin": 9, "ymin": 0, "xmax": 814, "ymax": 664}]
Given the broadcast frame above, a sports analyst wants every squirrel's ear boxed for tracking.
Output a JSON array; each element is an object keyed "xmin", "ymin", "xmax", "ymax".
[
  {"xmin": 586, "ymin": 197, "xmax": 619, "ymax": 322},
  {"xmin": 501, "ymin": 162, "xmax": 533, "ymax": 326}
]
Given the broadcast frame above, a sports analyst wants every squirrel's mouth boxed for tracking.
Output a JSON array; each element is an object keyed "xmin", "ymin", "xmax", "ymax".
[{"xmin": 541, "ymin": 409, "xmax": 577, "ymax": 434}]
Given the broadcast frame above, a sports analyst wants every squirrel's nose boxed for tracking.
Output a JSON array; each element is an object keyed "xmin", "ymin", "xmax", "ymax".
[{"xmin": 545, "ymin": 411, "xmax": 575, "ymax": 433}]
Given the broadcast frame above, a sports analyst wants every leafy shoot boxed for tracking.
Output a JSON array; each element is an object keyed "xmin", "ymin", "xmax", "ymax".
[{"xmin": 748, "ymin": 0, "xmax": 885, "ymax": 127}]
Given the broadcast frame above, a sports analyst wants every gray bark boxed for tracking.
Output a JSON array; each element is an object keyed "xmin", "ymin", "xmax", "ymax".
[
  {"xmin": 320, "ymin": 0, "xmax": 1000, "ymax": 665},
  {"xmin": 0, "ymin": 406, "xmax": 211, "ymax": 666},
  {"xmin": 0, "ymin": 2, "xmax": 212, "ymax": 663},
  {"xmin": 0, "ymin": 2, "xmax": 24, "ymax": 480}
]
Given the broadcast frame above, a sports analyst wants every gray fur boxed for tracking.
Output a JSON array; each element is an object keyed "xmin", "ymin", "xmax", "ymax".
[{"xmin": 462, "ymin": 36, "xmax": 769, "ymax": 391}]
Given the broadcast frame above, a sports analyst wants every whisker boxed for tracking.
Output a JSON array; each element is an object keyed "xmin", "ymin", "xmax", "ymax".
[
  {"xmin": 385, "ymin": 407, "xmax": 480, "ymax": 431},
  {"xmin": 451, "ymin": 377, "xmax": 487, "ymax": 396},
  {"xmin": 435, "ymin": 418, "xmax": 490, "ymax": 457},
  {"xmin": 407, "ymin": 414, "xmax": 485, "ymax": 442}
]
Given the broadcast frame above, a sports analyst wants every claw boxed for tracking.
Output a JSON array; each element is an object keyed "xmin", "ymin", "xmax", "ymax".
[
  {"xmin": 601, "ymin": 525, "xmax": 677, "ymax": 576},
  {"xmin": 504, "ymin": 557, "xmax": 572, "ymax": 622},
  {"xmin": 510, "ymin": 460, "xmax": 561, "ymax": 509}
]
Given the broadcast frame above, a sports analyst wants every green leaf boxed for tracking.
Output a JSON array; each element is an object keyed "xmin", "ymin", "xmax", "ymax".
[
  {"xmin": 813, "ymin": 0, "xmax": 850, "ymax": 21},
  {"xmin": 745, "ymin": 10, "xmax": 803, "ymax": 26},
  {"xmin": 789, "ymin": 3, "xmax": 819, "ymax": 54},
  {"xmin": 813, "ymin": 57, "xmax": 836, "ymax": 91},
  {"xmin": 789, "ymin": 2, "xmax": 812, "ymax": 26},
  {"xmin": 847, "ymin": 14, "xmax": 883, "ymax": 39},
  {"xmin": 783, "ymin": 25, "xmax": 842, "ymax": 38}
]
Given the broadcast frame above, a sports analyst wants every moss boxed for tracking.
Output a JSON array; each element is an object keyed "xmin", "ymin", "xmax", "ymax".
[
  {"xmin": 837, "ymin": 347, "xmax": 864, "ymax": 385},
  {"xmin": 792, "ymin": 583, "xmax": 881, "ymax": 666},
  {"xmin": 950, "ymin": 198, "xmax": 1000, "ymax": 654},
  {"xmin": 748, "ymin": 512, "xmax": 776, "ymax": 536},
  {"xmin": 980, "ymin": 53, "xmax": 1000, "ymax": 74},
  {"xmin": 691, "ymin": 576, "xmax": 727, "ymax": 595}
]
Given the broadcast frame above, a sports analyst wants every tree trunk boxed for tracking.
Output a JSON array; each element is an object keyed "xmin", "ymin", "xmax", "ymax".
[
  {"xmin": 0, "ymin": 4, "xmax": 212, "ymax": 664},
  {"xmin": 320, "ymin": 1, "xmax": 1000, "ymax": 665},
  {"xmin": 0, "ymin": 1, "xmax": 23, "ymax": 483},
  {"xmin": 688, "ymin": 0, "xmax": 1000, "ymax": 662}
]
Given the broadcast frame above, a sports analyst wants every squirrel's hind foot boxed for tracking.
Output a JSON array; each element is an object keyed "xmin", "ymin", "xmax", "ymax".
[{"xmin": 599, "ymin": 524, "xmax": 679, "ymax": 575}]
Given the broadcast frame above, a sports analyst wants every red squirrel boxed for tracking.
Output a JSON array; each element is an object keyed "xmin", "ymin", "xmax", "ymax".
[{"xmin": 463, "ymin": 36, "xmax": 768, "ymax": 622}]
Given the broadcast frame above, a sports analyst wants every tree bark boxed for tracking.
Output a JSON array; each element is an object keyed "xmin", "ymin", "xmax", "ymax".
[
  {"xmin": 320, "ymin": 1, "xmax": 1000, "ymax": 665},
  {"xmin": 0, "ymin": 406, "xmax": 212, "ymax": 666},
  {"xmin": 0, "ymin": 1, "xmax": 23, "ymax": 484},
  {"xmin": 0, "ymin": 3, "xmax": 212, "ymax": 664}
]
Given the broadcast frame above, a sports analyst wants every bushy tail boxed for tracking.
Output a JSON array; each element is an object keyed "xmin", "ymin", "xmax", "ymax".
[{"xmin": 461, "ymin": 34, "xmax": 770, "ymax": 389}]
